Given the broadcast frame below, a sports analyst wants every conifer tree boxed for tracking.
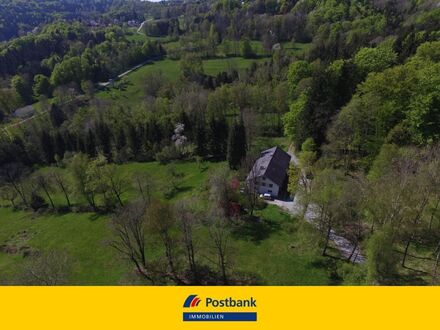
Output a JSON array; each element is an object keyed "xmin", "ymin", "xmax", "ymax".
[
  {"xmin": 195, "ymin": 116, "xmax": 207, "ymax": 157},
  {"xmin": 54, "ymin": 131, "xmax": 66, "ymax": 159},
  {"xmin": 40, "ymin": 131, "xmax": 55, "ymax": 164},
  {"xmin": 50, "ymin": 104, "xmax": 66, "ymax": 128},
  {"xmin": 227, "ymin": 118, "xmax": 247, "ymax": 169},
  {"xmin": 96, "ymin": 121, "xmax": 112, "ymax": 159},
  {"xmin": 208, "ymin": 115, "xmax": 228, "ymax": 160},
  {"xmin": 128, "ymin": 124, "xmax": 140, "ymax": 156},
  {"xmin": 85, "ymin": 129, "xmax": 96, "ymax": 157},
  {"xmin": 116, "ymin": 128, "xmax": 127, "ymax": 150}
]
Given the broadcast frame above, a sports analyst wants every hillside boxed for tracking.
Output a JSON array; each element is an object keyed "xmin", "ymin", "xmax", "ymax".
[
  {"xmin": 0, "ymin": 0, "xmax": 160, "ymax": 41},
  {"xmin": 0, "ymin": 0, "xmax": 439, "ymax": 285}
]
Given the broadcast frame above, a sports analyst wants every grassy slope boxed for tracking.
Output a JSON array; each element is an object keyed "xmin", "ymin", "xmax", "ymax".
[
  {"xmin": 95, "ymin": 35, "xmax": 308, "ymax": 109},
  {"xmin": 233, "ymin": 205, "xmax": 335, "ymax": 285},
  {"xmin": 0, "ymin": 208, "xmax": 127, "ymax": 285},
  {"xmin": 128, "ymin": 27, "xmax": 310, "ymax": 57},
  {"xmin": 0, "ymin": 205, "xmax": 334, "ymax": 285},
  {"xmin": 281, "ymin": 41, "xmax": 311, "ymax": 56},
  {"xmin": 96, "ymin": 57, "xmax": 267, "ymax": 108},
  {"xmin": 203, "ymin": 57, "xmax": 265, "ymax": 75},
  {"xmin": 0, "ymin": 161, "xmax": 219, "ymax": 284},
  {"xmin": 32, "ymin": 161, "xmax": 222, "ymax": 207},
  {"xmin": 0, "ymin": 160, "xmax": 336, "ymax": 285}
]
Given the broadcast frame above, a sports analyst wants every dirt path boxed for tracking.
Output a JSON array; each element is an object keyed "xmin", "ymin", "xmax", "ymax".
[
  {"xmin": 5, "ymin": 20, "xmax": 153, "ymax": 132},
  {"xmin": 97, "ymin": 60, "xmax": 150, "ymax": 87},
  {"xmin": 137, "ymin": 19, "xmax": 153, "ymax": 34},
  {"xmin": 268, "ymin": 146, "xmax": 365, "ymax": 263},
  {"xmin": 5, "ymin": 95, "xmax": 86, "ymax": 132}
]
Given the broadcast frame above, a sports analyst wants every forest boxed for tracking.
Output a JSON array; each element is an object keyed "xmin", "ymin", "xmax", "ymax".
[
  {"xmin": 0, "ymin": 0, "xmax": 163, "ymax": 41},
  {"xmin": 0, "ymin": 0, "xmax": 439, "ymax": 285}
]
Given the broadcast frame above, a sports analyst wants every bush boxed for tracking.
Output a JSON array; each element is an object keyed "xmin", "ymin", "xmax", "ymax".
[
  {"xmin": 339, "ymin": 263, "xmax": 367, "ymax": 285},
  {"xmin": 241, "ymin": 39, "xmax": 255, "ymax": 59},
  {"xmin": 162, "ymin": 185, "xmax": 178, "ymax": 199},
  {"xmin": 155, "ymin": 145, "xmax": 181, "ymax": 164},
  {"xmin": 294, "ymin": 221, "xmax": 322, "ymax": 255},
  {"xmin": 255, "ymin": 197, "xmax": 267, "ymax": 210},
  {"xmin": 366, "ymin": 227, "xmax": 399, "ymax": 284}
]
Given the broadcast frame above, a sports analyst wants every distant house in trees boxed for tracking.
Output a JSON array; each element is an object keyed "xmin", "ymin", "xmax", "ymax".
[
  {"xmin": 13, "ymin": 105, "xmax": 35, "ymax": 119},
  {"xmin": 246, "ymin": 147, "xmax": 291, "ymax": 198}
]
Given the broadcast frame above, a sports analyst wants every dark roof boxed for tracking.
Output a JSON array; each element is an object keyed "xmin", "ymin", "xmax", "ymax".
[
  {"xmin": 13, "ymin": 105, "xmax": 35, "ymax": 118},
  {"xmin": 247, "ymin": 146, "xmax": 291, "ymax": 186}
]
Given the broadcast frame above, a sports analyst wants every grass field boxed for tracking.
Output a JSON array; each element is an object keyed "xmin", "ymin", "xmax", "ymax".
[
  {"xmin": 203, "ymin": 57, "xmax": 266, "ymax": 75},
  {"xmin": 125, "ymin": 31, "xmax": 148, "ymax": 43},
  {"xmin": 96, "ymin": 59, "xmax": 177, "ymax": 107},
  {"xmin": 0, "ymin": 160, "xmax": 220, "ymax": 284},
  {"xmin": 0, "ymin": 205, "xmax": 337, "ymax": 285},
  {"xmin": 0, "ymin": 208, "xmax": 127, "ymax": 284},
  {"xmin": 97, "ymin": 57, "xmax": 268, "ymax": 107},
  {"xmin": 31, "ymin": 160, "xmax": 224, "ymax": 208},
  {"xmin": 281, "ymin": 41, "xmax": 311, "ymax": 56},
  {"xmin": 162, "ymin": 38, "xmax": 310, "ymax": 58},
  {"xmin": 0, "ymin": 159, "xmax": 340, "ymax": 285},
  {"xmin": 233, "ymin": 205, "xmax": 338, "ymax": 285}
]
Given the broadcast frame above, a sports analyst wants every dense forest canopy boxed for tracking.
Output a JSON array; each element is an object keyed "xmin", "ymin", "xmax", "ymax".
[{"xmin": 0, "ymin": 0, "xmax": 166, "ymax": 42}]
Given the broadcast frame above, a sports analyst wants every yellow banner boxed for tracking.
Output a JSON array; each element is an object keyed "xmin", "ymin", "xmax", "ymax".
[{"xmin": 0, "ymin": 287, "xmax": 437, "ymax": 329}]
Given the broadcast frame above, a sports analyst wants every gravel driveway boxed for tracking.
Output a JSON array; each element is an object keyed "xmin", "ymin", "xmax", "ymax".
[
  {"xmin": 269, "ymin": 145, "xmax": 365, "ymax": 263},
  {"xmin": 268, "ymin": 197, "xmax": 365, "ymax": 263}
]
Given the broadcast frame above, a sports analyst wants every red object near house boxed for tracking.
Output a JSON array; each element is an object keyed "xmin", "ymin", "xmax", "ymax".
[
  {"xmin": 229, "ymin": 177, "xmax": 240, "ymax": 190},
  {"xmin": 228, "ymin": 202, "xmax": 241, "ymax": 217}
]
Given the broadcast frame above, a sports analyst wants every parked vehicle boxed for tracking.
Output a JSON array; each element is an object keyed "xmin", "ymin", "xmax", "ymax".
[{"xmin": 261, "ymin": 193, "xmax": 273, "ymax": 201}]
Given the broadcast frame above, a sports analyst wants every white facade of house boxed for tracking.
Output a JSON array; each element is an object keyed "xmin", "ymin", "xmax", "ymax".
[{"xmin": 253, "ymin": 176, "xmax": 280, "ymax": 197}]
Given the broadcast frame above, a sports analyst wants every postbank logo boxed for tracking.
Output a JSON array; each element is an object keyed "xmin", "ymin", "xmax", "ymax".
[
  {"xmin": 182, "ymin": 294, "xmax": 257, "ymax": 322},
  {"xmin": 183, "ymin": 295, "xmax": 202, "ymax": 308}
]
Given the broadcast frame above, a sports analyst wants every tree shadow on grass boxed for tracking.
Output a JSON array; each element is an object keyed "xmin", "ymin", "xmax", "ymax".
[
  {"xmin": 164, "ymin": 186, "xmax": 192, "ymax": 199},
  {"xmin": 381, "ymin": 272, "xmax": 428, "ymax": 286},
  {"xmin": 309, "ymin": 257, "xmax": 343, "ymax": 285},
  {"xmin": 323, "ymin": 246, "xmax": 346, "ymax": 261},
  {"xmin": 116, "ymin": 78, "xmax": 133, "ymax": 90},
  {"xmin": 88, "ymin": 213, "xmax": 102, "ymax": 221},
  {"xmin": 231, "ymin": 216, "xmax": 281, "ymax": 243}
]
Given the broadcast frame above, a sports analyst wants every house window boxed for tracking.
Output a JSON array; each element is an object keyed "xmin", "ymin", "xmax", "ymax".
[
  {"xmin": 268, "ymin": 190, "xmax": 272, "ymax": 193},
  {"xmin": 269, "ymin": 184, "xmax": 273, "ymax": 188},
  {"xmin": 262, "ymin": 177, "xmax": 266, "ymax": 180},
  {"xmin": 261, "ymin": 183, "xmax": 266, "ymax": 186}
]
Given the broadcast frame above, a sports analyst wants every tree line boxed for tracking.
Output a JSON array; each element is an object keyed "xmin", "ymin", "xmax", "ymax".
[
  {"xmin": 0, "ymin": 0, "xmax": 160, "ymax": 42},
  {"xmin": 1, "ymin": 22, "xmax": 165, "ymax": 111},
  {"xmin": 290, "ymin": 140, "xmax": 440, "ymax": 284},
  {"xmin": 284, "ymin": 39, "xmax": 440, "ymax": 284}
]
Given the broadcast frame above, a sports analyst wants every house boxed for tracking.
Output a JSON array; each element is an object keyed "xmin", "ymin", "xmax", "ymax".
[
  {"xmin": 13, "ymin": 105, "xmax": 35, "ymax": 119},
  {"xmin": 246, "ymin": 146, "xmax": 291, "ymax": 198}
]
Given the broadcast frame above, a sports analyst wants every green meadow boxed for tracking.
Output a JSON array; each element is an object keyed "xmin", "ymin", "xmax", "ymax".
[
  {"xmin": 0, "ymin": 160, "xmax": 338, "ymax": 285},
  {"xmin": 0, "ymin": 205, "xmax": 337, "ymax": 285},
  {"xmin": 96, "ymin": 57, "xmax": 268, "ymax": 107}
]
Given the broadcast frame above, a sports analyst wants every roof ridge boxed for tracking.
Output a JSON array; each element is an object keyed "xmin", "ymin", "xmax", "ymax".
[
  {"xmin": 247, "ymin": 146, "xmax": 290, "ymax": 186},
  {"xmin": 262, "ymin": 146, "xmax": 280, "ymax": 177}
]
